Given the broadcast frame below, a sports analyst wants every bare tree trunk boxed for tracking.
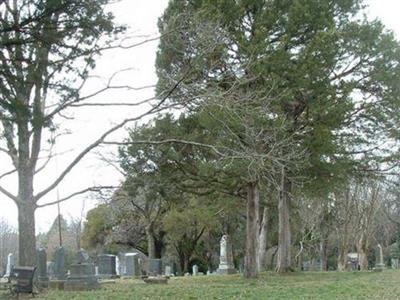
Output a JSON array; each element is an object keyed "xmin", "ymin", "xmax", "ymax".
[
  {"xmin": 276, "ymin": 168, "xmax": 291, "ymax": 273},
  {"xmin": 337, "ymin": 247, "xmax": 347, "ymax": 271},
  {"xmin": 320, "ymin": 239, "xmax": 328, "ymax": 271},
  {"xmin": 244, "ymin": 181, "xmax": 259, "ymax": 279},
  {"xmin": 146, "ymin": 224, "xmax": 156, "ymax": 259},
  {"xmin": 17, "ymin": 173, "xmax": 36, "ymax": 266},
  {"xmin": 356, "ymin": 237, "xmax": 369, "ymax": 270},
  {"xmin": 257, "ymin": 207, "xmax": 268, "ymax": 272}
]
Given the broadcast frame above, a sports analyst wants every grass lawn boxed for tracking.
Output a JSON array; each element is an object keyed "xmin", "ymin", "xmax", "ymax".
[{"xmin": 8, "ymin": 270, "xmax": 400, "ymax": 299}]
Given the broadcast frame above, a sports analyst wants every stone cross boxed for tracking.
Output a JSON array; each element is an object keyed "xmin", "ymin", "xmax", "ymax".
[
  {"xmin": 4, "ymin": 253, "xmax": 15, "ymax": 278},
  {"xmin": 217, "ymin": 235, "xmax": 236, "ymax": 274}
]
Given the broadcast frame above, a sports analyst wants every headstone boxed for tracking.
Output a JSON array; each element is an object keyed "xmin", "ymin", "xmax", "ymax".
[
  {"xmin": 206, "ymin": 270, "xmax": 211, "ymax": 276},
  {"xmin": 47, "ymin": 261, "xmax": 55, "ymax": 279},
  {"xmin": 391, "ymin": 258, "xmax": 399, "ymax": 269},
  {"xmin": 115, "ymin": 256, "xmax": 120, "ymax": 276},
  {"xmin": 148, "ymin": 259, "xmax": 162, "ymax": 276},
  {"xmin": 217, "ymin": 235, "xmax": 237, "ymax": 274},
  {"xmin": 165, "ymin": 266, "xmax": 172, "ymax": 277},
  {"xmin": 374, "ymin": 244, "xmax": 385, "ymax": 272},
  {"xmin": 65, "ymin": 263, "xmax": 99, "ymax": 291},
  {"xmin": 192, "ymin": 265, "xmax": 198, "ymax": 276},
  {"xmin": 36, "ymin": 248, "xmax": 49, "ymax": 287},
  {"xmin": 4, "ymin": 253, "xmax": 15, "ymax": 278},
  {"xmin": 124, "ymin": 253, "xmax": 140, "ymax": 277},
  {"xmin": 97, "ymin": 254, "xmax": 117, "ymax": 278},
  {"xmin": 76, "ymin": 249, "xmax": 90, "ymax": 264},
  {"xmin": 54, "ymin": 246, "xmax": 66, "ymax": 280}
]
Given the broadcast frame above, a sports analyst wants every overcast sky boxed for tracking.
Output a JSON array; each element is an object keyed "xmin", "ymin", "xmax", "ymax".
[{"xmin": 0, "ymin": 0, "xmax": 398, "ymax": 233}]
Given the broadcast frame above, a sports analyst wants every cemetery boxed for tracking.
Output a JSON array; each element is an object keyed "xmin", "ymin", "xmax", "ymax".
[{"xmin": 1, "ymin": 0, "xmax": 400, "ymax": 299}]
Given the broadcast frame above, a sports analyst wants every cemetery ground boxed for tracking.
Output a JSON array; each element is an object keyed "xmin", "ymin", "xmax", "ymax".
[{"xmin": 21, "ymin": 270, "xmax": 400, "ymax": 300}]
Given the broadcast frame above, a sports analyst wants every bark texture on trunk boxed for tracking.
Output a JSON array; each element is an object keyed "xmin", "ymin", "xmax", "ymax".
[
  {"xmin": 320, "ymin": 240, "xmax": 328, "ymax": 271},
  {"xmin": 257, "ymin": 207, "xmax": 268, "ymax": 272},
  {"xmin": 146, "ymin": 224, "xmax": 156, "ymax": 259},
  {"xmin": 337, "ymin": 247, "xmax": 347, "ymax": 271},
  {"xmin": 276, "ymin": 168, "xmax": 291, "ymax": 273},
  {"xmin": 244, "ymin": 181, "xmax": 259, "ymax": 278}
]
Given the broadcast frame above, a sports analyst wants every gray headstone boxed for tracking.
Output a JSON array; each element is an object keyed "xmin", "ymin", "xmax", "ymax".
[
  {"xmin": 47, "ymin": 261, "xmax": 55, "ymax": 279},
  {"xmin": 148, "ymin": 259, "xmax": 162, "ymax": 276},
  {"xmin": 124, "ymin": 253, "xmax": 140, "ymax": 277},
  {"xmin": 65, "ymin": 263, "xmax": 99, "ymax": 291},
  {"xmin": 165, "ymin": 266, "xmax": 172, "ymax": 276},
  {"xmin": 192, "ymin": 265, "xmax": 198, "ymax": 276},
  {"xmin": 97, "ymin": 254, "xmax": 117, "ymax": 278},
  {"xmin": 217, "ymin": 235, "xmax": 237, "ymax": 274},
  {"xmin": 36, "ymin": 248, "xmax": 49, "ymax": 284},
  {"xmin": 374, "ymin": 244, "xmax": 385, "ymax": 272},
  {"xmin": 54, "ymin": 246, "xmax": 66, "ymax": 280}
]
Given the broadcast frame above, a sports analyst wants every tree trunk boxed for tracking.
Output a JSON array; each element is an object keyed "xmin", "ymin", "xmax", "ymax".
[
  {"xmin": 244, "ymin": 181, "xmax": 259, "ymax": 278},
  {"xmin": 320, "ymin": 240, "xmax": 328, "ymax": 271},
  {"xmin": 356, "ymin": 237, "xmax": 369, "ymax": 270},
  {"xmin": 146, "ymin": 224, "xmax": 156, "ymax": 259},
  {"xmin": 17, "ymin": 172, "xmax": 36, "ymax": 266},
  {"xmin": 337, "ymin": 247, "xmax": 347, "ymax": 271},
  {"xmin": 257, "ymin": 207, "xmax": 268, "ymax": 272},
  {"xmin": 276, "ymin": 168, "xmax": 291, "ymax": 273}
]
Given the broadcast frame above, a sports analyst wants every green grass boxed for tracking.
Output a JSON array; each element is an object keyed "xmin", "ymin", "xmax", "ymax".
[{"xmin": 12, "ymin": 270, "xmax": 400, "ymax": 299}]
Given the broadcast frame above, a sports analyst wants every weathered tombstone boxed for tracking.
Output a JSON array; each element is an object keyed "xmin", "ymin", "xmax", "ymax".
[
  {"xmin": 165, "ymin": 266, "xmax": 172, "ymax": 277},
  {"xmin": 47, "ymin": 261, "xmax": 55, "ymax": 279},
  {"xmin": 374, "ymin": 244, "xmax": 385, "ymax": 272},
  {"xmin": 148, "ymin": 259, "xmax": 162, "ymax": 276},
  {"xmin": 4, "ymin": 253, "xmax": 15, "ymax": 278},
  {"xmin": 391, "ymin": 258, "xmax": 399, "ymax": 269},
  {"xmin": 97, "ymin": 254, "xmax": 117, "ymax": 278},
  {"xmin": 76, "ymin": 249, "xmax": 90, "ymax": 264},
  {"xmin": 206, "ymin": 270, "xmax": 211, "ymax": 276},
  {"xmin": 217, "ymin": 235, "xmax": 237, "ymax": 274},
  {"xmin": 54, "ymin": 246, "xmax": 66, "ymax": 280},
  {"xmin": 124, "ymin": 253, "xmax": 140, "ymax": 277},
  {"xmin": 192, "ymin": 265, "xmax": 198, "ymax": 276},
  {"xmin": 36, "ymin": 248, "xmax": 49, "ymax": 287},
  {"xmin": 115, "ymin": 256, "xmax": 120, "ymax": 276},
  {"xmin": 65, "ymin": 263, "xmax": 99, "ymax": 291}
]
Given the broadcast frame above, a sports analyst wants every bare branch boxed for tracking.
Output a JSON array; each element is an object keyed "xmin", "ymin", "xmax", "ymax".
[
  {"xmin": 0, "ymin": 184, "xmax": 17, "ymax": 202},
  {"xmin": 34, "ymin": 75, "xmax": 186, "ymax": 202},
  {"xmin": 36, "ymin": 186, "xmax": 118, "ymax": 209}
]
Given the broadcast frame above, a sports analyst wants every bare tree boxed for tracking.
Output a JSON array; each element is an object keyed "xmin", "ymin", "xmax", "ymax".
[{"xmin": 0, "ymin": 0, "xmax": 181, "ymax": 266}]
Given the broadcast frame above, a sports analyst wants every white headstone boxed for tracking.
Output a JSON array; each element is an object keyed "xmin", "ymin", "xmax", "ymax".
[
  {"xmin": 217, "ymin": 235, "xmax": 236, "ymax": 274},
  {"xmin": 115, "ymin": 256, "xmax": 120, "ymax": 276},
  {"xmin": 165, "ymin": 265, "xmax": 172, "ymax": 276},
  {"xmin": 4, "ymin": 253, "xmax": 15, "ymax": 278},
  {"xmin": 192, "ymin": 265, "xmax": 198, "ymax": 276}
]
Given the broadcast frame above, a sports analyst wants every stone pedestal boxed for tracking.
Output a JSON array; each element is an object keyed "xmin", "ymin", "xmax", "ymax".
[
  {"xmin": 97, "ymin": 255, "xmax": 117, "ymax": 278},
  {"xmin": 65, "ymin": 263, "xmax": 99, "ymax": 291},
  {"xmin": 217, "ymin": 235, "xmax": 237, "ymax": 274}
]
